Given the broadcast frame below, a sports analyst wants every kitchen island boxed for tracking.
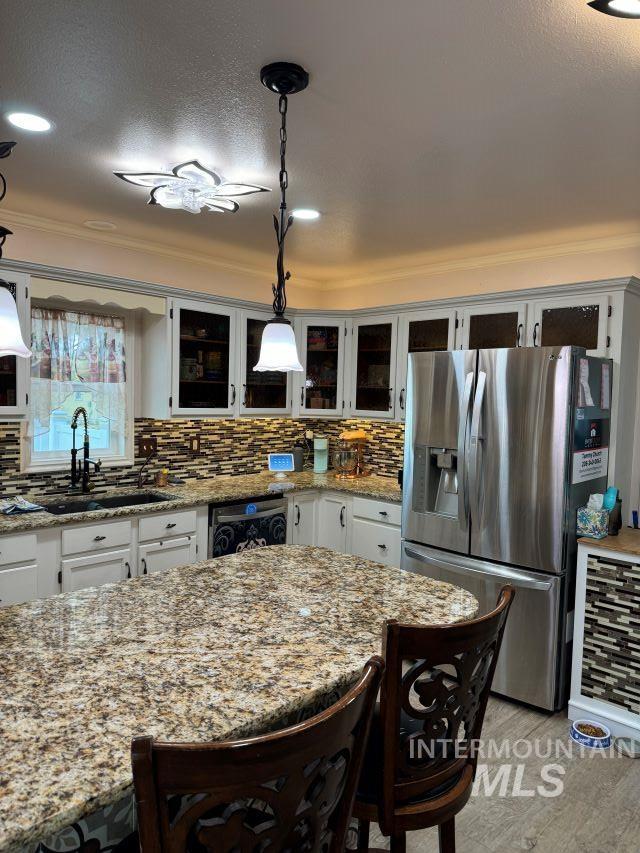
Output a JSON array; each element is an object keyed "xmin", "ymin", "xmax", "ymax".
[{"xmin": 0, "ymin": 544, "xmax": 477, "ymax": 852}]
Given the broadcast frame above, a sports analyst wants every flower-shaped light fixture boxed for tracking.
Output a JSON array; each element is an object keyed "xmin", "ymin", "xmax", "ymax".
[{"xmin": 114, "ymin": 160, "xmax": 270, "ymax": 214}]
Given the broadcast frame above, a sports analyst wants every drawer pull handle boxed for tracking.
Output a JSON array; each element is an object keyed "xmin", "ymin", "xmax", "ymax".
[
  {"xmin": 142, "ymin": 558, "xmax": 148, "ymax": 576},
  {"xmin": 378, "ymin": 544, "xmax": 387, "ymax": 550},
  {"xmin": 126, "ymin": 561, "xmax": 131, "ymax": 579},
  {"xmin": 94, "ymin": 535, "xmax": 106, "ymax": 542},
  {"xmin": 379, "ymin": 511, "xmax": 388, "ymax": 517},
  {"xmin": 165, "ymin": 523, "xmax": 177, "ymax": 529}
]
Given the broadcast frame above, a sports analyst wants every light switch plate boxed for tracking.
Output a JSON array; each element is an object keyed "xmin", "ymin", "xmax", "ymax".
[{"xmin": 189, "ymin": 435, "xmax": 201, "ymax": 454}]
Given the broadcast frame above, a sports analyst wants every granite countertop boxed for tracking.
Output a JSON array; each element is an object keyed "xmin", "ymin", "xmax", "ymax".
[
  {"xmin": 0, "ymin": 471, "xmax": 402, "ymax": 535},
  {"xmin": 0, "ymin": 545, "xmax": 477, "ymax": 851},
  {"xmin": 578, "ymin": 528, "xmax": 640, "ymax": 558}
]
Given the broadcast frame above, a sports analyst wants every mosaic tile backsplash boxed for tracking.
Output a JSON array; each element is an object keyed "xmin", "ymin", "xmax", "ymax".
[{"xmin": 0, "ymin": 418, "xmax": 404, "ymax": 498}]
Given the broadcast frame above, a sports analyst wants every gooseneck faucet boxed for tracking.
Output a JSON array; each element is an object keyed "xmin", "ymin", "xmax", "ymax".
[{"xmin": 70, "ymin": 407, "xmax": 102, "ymax": 493}]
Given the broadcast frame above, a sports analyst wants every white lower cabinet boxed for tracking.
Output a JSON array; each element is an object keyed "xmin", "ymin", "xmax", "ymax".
[
  {"xmin": 139, "ymin": 536, "xmax": 197, "ymax": 576},
  {"xmin": 351, "ymin": 518, "xmax": 401, "ymax": 567},
  {"xmin": 61, "ymin": 547, "xmax": 133, "ymax": 593},
  {"xmin": 290, "ymin": 494, "xmax": 317, "ymax": 546},
  {"xmin": 0, "ymin": 563, "xmax": 38, "ymax": 606},
  {"xmin": 317, "ymin": 494, "xmax": 349, "ymax": 553}
]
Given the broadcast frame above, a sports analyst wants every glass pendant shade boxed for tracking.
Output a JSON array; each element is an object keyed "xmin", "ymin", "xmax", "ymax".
[
  {"xmin": 0, "ymin": 286, "xmax": 31, "ymax": 357},
  {"xmin": 254, "ymin": 320, "xmax": 303, "ymax": 372},
  {"xmin": 589, "ymin": 0, "xmax": 640, "ymax": 15}
]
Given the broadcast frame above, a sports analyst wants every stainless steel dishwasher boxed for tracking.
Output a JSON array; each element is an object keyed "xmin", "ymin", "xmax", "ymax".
[{"xmin": 208, "ymin": 497, "xmax": 287, "ymax": 557}]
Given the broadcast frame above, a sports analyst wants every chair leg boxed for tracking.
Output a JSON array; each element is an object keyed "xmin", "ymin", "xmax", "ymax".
[
  {"xmin": 390, "ymin": 833, "xmax": 406, "ymax": 853},
  {"xmin": 356, "ymin": 819, "xmax": 370, "ymax": 851},
  {"xmin": 438, "ymin": 817, "xmax": 456, "ymax": 853}
]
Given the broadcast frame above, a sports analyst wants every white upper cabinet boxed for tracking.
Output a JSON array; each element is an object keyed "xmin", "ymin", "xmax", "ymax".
[
  {"xmin": 293, "ymin": 316, "xmax": 347, "ymax": 418},
  {"xmin": 396, "ymin": 309, "xmax": 457, "ymax": 420},
  {"xmin": 239, "ymin": 310, "xmax": 291, "ymax": 416},
  {"xmin": 0, "ymin": 272, "xmax": 30, "ymax": 419},
  {"xmin": 528, "ymin": 294, "xmax": 610, "ymax": 356},
  {"xmin": 171, "ymin": 298, "xmax": 237, "ymax": 416},
  {"xmin": 458, "ymin": 301, "xmax": 527, "ymax": 350},
  {"xmin": 348, "ymin": 315, "xmax": 399, "ymax": 419}
]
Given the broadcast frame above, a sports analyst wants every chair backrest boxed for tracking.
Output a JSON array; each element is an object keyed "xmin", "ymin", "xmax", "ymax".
[
  {"xmin": 378, "ymin": 586, "xmax": 514, "ymax": 828},
  {"xmin": 132, "ymin": 656, "xmax": 384, "ymax": 853}
]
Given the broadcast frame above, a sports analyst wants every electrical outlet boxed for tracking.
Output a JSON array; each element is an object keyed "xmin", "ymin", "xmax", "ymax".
[
  {"xmin": 139, "ymin": 437, "xmax": 157, "ymax": 457},
  {"xmin": 189, "ymin": 434, "xmax": 201, "ymax": 454},
  {"xmin": 305, "ymin": 430, "xmax": 314, "ymax": 440}
]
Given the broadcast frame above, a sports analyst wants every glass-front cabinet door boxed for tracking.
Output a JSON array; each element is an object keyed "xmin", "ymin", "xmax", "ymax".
[
  {"xmin": 171, "ymin": 298, "xmax": 236, "ymax": 416},
  {"xmin": 239, "ymin": 311, "xmax": 290, "ymax": 415},
  {"xmin": 529, "ymin": 295, "xmax": 609, "ymax": 355},
  {"xmin": 294, "ymin": 317, "xmax": 346, "ymax": 417},
  {"xmin": 0, "ymin": 274, "xmax": 29, "ymax": 419},
  {"xmin": 396, "ymin": 309, "xmax": 456, "ymax": 420},
  {"xmin": 349, "ymin": 315, "xmax": 398, "ymax": 419},
  {"xmin": 459, "ymin": 302, "xmax": 527, "ymax": 349}
]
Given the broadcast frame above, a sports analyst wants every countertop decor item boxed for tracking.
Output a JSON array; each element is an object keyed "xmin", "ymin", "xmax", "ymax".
[
  {"xmin": 253, "ymin": 61, "xmax": 309, "ymax": 374},
  {"xmin": 334, "ymin": 428, "xmax": 370, "ymax": 479}
]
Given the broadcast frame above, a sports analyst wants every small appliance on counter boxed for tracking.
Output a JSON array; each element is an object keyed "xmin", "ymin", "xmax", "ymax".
[
  {"xmin": 313, "ymin": 437, "xmax": 329, "ymax": 473},
  {"xmin": 266, "ymin": 453, "xmax": 295, "ymax": 492},
  {"xmin": 333, "ymin": 429, "xmax": 370, "ymax": 479}
]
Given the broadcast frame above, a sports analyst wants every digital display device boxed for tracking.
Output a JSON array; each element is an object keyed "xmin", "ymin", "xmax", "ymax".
[{"xmin": 268, "ymin": 452, "xmax": 295, "ymax": 474}]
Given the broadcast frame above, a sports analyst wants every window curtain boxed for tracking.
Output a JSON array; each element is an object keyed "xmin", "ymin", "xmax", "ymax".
[{"xmin": 29, "ymin": 307, "xmax": 127, "ymax": 442}]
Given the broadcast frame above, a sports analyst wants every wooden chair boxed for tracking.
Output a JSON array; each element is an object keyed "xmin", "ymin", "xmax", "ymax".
[
  {"xmin": 131, "ymin": 655, "xmax": 384, "ymax": 852},
  {"xmin": 354, "ymin": 585, "xmax": 514, "ymax": 853}
]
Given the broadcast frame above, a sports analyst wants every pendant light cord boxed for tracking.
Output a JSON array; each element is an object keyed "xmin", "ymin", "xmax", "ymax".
[
  {"xmin": 0, "ymin": 141, "xmax": 16, "ymax": 260},
  {"xmin": 272, "ymin": 94, "xmax": 294, "ymax": 318}
]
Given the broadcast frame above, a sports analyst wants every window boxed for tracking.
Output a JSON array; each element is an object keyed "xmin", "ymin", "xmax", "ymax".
[{"xmin": 25, "ymin": 306, "xmax": 132, "ymax": 470}]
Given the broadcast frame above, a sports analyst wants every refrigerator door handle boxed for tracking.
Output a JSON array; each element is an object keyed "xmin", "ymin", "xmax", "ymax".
[
  {"xmin": 468, "ymin": 370, "xmax": 486, "ymax": 522},
  {"xmin": 403, "ymin": 543, "xmax": 554, "ymax": 591},
  {"xmin": 457, "ymin": 371, "xmax": 475, "ymax": 529}
]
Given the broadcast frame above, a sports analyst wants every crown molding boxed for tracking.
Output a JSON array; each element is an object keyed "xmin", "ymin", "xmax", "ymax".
[
  {"xmin": 4, "ymin": 208, "xmax": 323, "ymax": 291},
  {"xmin": 321, "ymin": 231, "xmax": 640, "ymax": 291}
]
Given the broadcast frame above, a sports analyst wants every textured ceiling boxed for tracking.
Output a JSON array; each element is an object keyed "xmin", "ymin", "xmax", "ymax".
[{"xmin": 1, "ymin": 0, "xmax": 639, "ymax": 278}]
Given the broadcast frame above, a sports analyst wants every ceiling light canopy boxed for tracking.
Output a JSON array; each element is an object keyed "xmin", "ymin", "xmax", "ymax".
[
  {"xmin": 6, "ymin": 112, "xmax": 51, "ymax": 132},
  {"xmin": 254, "ymin": 61, "xmax": 310, "ymax": 374},
  {"xmin": 588, "ymin": 0, "xmax": 640, "ymax": 16},
  {"xmin": 292, "ymin": 208, "xmax": 320, "ymax": 220},
  {"xmin": 114, "ymin": 160, "xmax": 270, "ymax": 214}
]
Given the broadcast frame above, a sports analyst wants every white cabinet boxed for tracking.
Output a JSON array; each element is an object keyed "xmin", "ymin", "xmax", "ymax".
[
  {"xmin": 139, "ymin": 536, "xmax": 197, "ymax": 576},
  {"xmin": 396, "ymin": 309, "xmax": 457, "ymax": 419},
  {"xmin": 171, "ymin": 298, "xmax": 237, "ymax": 416},
  {"xmin": 0, "ymin": 563, "xmax": 38, "ymax": 607},
  {"xmin": 61, "ymin": 547, "xmax": 132, "ymax": 593},
  {"xmin": 290, "ymin": 493, "xmax": 317, "ymax": 545},
  {"xmin": 349, "ymin": 315, "xmax": 399, "ymax": 419},
  {"xmin": 350, "ymin": 496, "xmax": 402, "ymax": 567},
  {"xmin": 317, "ymin": 494, "xmax": 348, "ymax": 553},
  {"xmin": 529, "ymin": 294, "xmax": 609, "ymax": 355},
  {"xmin": 0, "ymin": 272, "xmax": 30, "ymax": 419},
  {"xmin": 294, "ymin": 317, "xmax": 347, "ymax": 418},
  {"xmin": 458, "ymin": 301, "xmax": 527, "ymax": 350}
]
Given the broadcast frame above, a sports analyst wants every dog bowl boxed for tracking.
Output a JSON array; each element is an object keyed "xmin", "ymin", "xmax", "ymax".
[{"xmin": 570, "ymin": 719, "xmax": 611, "ymax": 749}]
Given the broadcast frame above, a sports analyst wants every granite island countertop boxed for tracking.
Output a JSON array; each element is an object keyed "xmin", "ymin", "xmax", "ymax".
[
  {"xmin": 0, "ymin": 544, "xmax": 476, "ymax": 851},
  {"xmin": 0, "ymin": 471, "xmax": 402, "ymax": 535}
]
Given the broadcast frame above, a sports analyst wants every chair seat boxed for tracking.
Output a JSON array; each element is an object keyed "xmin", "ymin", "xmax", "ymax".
[{"xmin": 356, "ymin": 705, "xmax": 463, "ymax": 806}]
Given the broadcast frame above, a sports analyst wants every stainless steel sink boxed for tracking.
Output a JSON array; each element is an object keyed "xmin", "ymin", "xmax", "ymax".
[{"xmin": 43, "ymin": 492, "xmax": 175, "ymax": 516}]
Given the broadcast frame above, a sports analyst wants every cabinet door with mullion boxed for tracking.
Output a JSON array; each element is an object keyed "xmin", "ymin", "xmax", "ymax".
[
  {"xmin": 529, "ymin": 295, "xmax": 609, "ymax": 355},
  {"xmin": 294, "ymin": 316, "xmax": 346, "ymax": 418},
  {"xmin": 458, "ymin": 302, "xmax": 527, "ymax": 350},
  {"xmin": 0, "ymin": 272, "xmax": 30, "ymax": 418},
  {"xmin": 396, "ymin": 309, "xmax": 456, "ymax": 420},
  {"xmin": 349, "ymin": 315, "xmax": 398, "ymax": 419},
  {"xmin": 171, "ymin": 298, "xmax": 236, "ymax": 416},
  {"xmin": 239, "ymin": 310, "xmax": 291, "ymax": 415}
]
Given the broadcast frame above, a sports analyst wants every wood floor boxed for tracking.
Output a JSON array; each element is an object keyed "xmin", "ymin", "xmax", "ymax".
[{"xmin": 363, "ymin": 697, "xmax": 640, "ymax": 853}]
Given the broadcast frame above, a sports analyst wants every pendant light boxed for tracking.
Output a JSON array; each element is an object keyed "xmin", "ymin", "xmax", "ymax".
[
  {"xmin": 588, "ymin": 0, "xmax": 640, "ymax": 16},
  {"xmin": 0, "ymin": 140, "xmax": 31, "ymax": 358},
  {"xmin": 253, "ymin": 62, "xmax": 309, "ymax": 373}
]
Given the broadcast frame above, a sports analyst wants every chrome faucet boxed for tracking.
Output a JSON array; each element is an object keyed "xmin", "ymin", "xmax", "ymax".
[{"xmin": 70, "ymin": 407, "xmax": 102, "ymax": 493}]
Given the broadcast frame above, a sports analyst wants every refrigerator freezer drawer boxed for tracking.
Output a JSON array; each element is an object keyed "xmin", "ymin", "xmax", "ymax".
[{"xmin": 401, "ymin": 541, "xmax": 562, "ymax": 710}]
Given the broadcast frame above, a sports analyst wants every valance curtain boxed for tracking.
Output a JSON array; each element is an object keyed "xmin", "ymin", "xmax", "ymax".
[{"xmin": 29, "ymin": 307, "xmax": 126, "ymax": 442}]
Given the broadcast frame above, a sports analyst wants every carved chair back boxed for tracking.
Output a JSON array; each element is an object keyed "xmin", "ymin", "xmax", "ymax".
[
  {"xmin": 378, "ymin": 586, "xmax": 514, "ymax": 829},
  {"xmin": 132, "ymin": 656, "xmax": 383, "ymax": 853}
]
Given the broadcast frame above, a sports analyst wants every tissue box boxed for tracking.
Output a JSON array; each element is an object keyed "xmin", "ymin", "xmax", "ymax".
[{"xmin": 577, "ymin": 506, "xmax": 609, "ymax": 539}]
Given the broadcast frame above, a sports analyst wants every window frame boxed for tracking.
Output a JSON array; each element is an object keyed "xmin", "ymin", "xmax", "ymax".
[{"xmin": 21, "ymin": 302, "xmax": 135, "ymax": 474}]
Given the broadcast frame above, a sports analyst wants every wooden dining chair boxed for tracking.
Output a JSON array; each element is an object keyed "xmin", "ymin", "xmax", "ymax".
[
  {"xmin": 131, "ymin": 655, "xmax": 384, "ymax": 853},
  {"xmin": 354, "ymin": 585, "xmax": 514, "ymax": 853}
]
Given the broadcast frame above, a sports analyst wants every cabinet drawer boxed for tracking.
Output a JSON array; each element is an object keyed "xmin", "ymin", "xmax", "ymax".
[
  {"xmin": 0, "ymin": 563, "xmax": 38, "ymax": 606},
  {"xmin": 351, "ymin": 518, "xmax": 401, "ymax": 567},
  {"xmin": 0, "ymin": 533, "xmax": 37, "ymax": 566},
  {"xmin": 352, "ymin": 497, "xmax": 401, "ymax": 526},
  {"xmin": 139, "ymin": 509, "xmax": 197, "ymax": 542},
  {"xmin": 62, "ymin": 520, "xmax": 132, "ymax": 556}
]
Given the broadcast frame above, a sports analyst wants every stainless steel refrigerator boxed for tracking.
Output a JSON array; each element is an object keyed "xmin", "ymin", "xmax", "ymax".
[{"xmin": 401, "ymin": 346, "xmax": 612, "ymax": 710}]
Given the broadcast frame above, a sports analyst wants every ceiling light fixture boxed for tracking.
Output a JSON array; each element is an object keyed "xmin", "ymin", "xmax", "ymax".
[
  {"xmin": 114, "ymin": 160, "xmax": 270, "ymax": 214},
  {"xmin": 6, "ymin": 112, "xmax": 51, "ymax": 132},
  {"xmin": 254, "ymin": 62, "xmax": 309, "ymax": 373},
  {"xmin": 292, "ymin": 208, "xmax": 320, "ymax": 221},
  {"xmin": 588, "ymin": 0, "xmax": 640, "ymax": 17},
  {"xmin": 0, "ymin": 140, "xmax": 31, "ymax": 358}
]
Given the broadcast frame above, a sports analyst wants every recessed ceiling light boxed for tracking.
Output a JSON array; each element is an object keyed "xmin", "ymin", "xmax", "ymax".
[
  {"xmin": 588, "ymin": 0, "xmax": 640, "ymax": 17},
  {"xmin": 291, "ymin": 208, "xmax": 320, "ymax": 220},
  {"xmin": 6, "ymin": 112, "xmax": 51, "ymax": 132},
  {"xmin": 83, "ymin": 220, "xmax": 117, "ymax": 231}
]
